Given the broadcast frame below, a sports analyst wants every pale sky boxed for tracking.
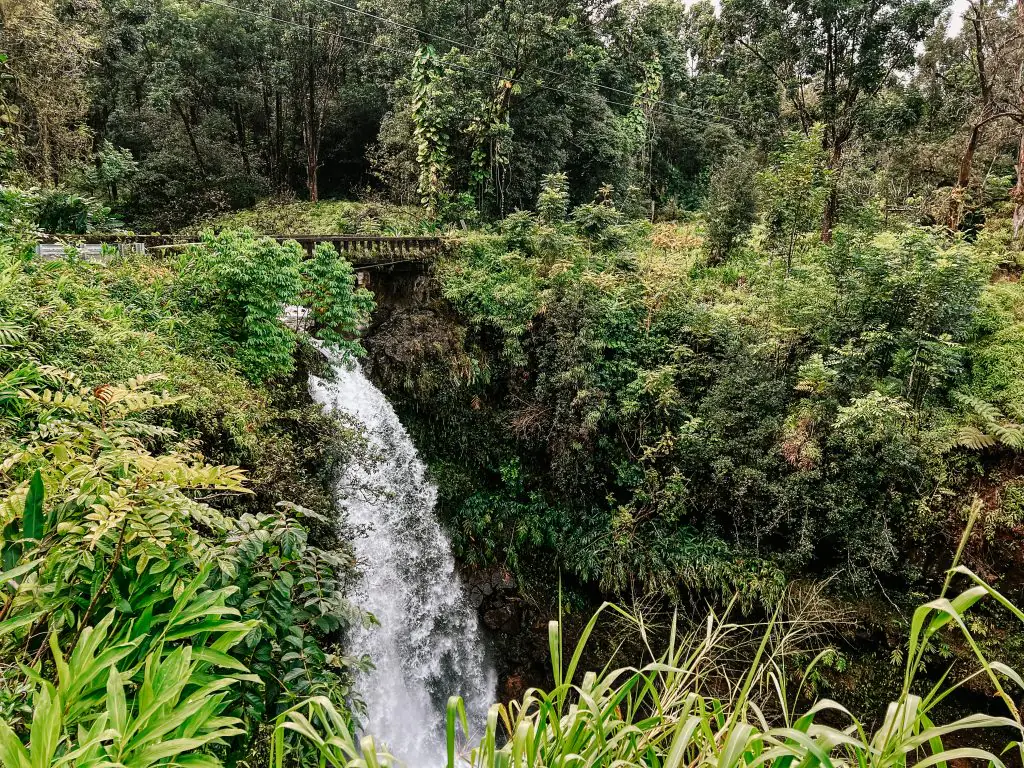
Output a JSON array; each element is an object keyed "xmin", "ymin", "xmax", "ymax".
[{"xmin": 947, "ymin": 0, "xmax": 970, "ymax": 36}]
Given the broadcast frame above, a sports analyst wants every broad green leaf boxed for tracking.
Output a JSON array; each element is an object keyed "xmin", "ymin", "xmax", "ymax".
[{"xmin": 22, "ymin": 471, "xmax": 44, "ymax": 545}]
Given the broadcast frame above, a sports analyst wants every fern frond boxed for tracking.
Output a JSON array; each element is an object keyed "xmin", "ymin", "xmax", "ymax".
[
  {"xmin": 0, "ymin": 321, "xmax": 27, "ymax": 348},
  {"xmin": 125, "ymin": 373, "xmax": 169, "ymax": 390},
  {"xmin": 1007, "ymin": 402, "xmax": 1024, "ymax": 424},
  {"xmin": 116, "ymin": 420, "xmax": 179, "ymax": 439},
  {"xmin": 954, "ymin": 426, "xmax": 998, "ymax": 451},
  {"xmin": 0, "ymin": 366, "xmax": 39, "ymax": 395},
  {"xmin": 102, "ymin": 388, "xmax": 187, "ymax": 414},
  {"xmin": 35, "ymin": 365, "xmax": 84, "ymax": 390},
  {"xmin": 954, "ymin": 392, "xmax": 1004, "ymax": 424},
  {"xmin": 994, "ymin": 423, "xmax": 1024, "ymax": 450},
  {"xmin": 20, "ymin": 388, "xmax": 92, "ymax": 415}
]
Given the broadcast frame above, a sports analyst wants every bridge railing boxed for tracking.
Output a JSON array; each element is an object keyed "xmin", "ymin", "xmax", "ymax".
[{"xmin": 36, "ymin": 233, "xmax": 445, "ymax": 266}]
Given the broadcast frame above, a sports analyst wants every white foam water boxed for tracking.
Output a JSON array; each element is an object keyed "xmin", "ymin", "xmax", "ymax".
[{"xmin": 310, "ymin": 357, "xmax": 496, "ymax": 767}]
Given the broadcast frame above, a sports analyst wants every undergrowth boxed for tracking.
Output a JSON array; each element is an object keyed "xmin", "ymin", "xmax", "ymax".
[
  {"xmin": 0, "ymin": 195, "xmax": 374, "ymax": 766},
  {"xmin": 276, "ymin": 505, "xmax": 1024, "ymax": 768},
  {"xmin": 189, "ymin": 199, "xmax": 431, "ymax": 237}
]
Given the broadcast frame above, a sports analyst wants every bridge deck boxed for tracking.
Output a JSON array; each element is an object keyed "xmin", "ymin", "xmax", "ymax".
[{"xmin": 38, "ymin": 233, "xmax": 444, "ymax": 266}]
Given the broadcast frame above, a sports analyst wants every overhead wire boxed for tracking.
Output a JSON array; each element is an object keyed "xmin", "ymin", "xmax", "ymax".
[
  {"xmin": 197, "ymin": 0, "xmax": 737, "ymax": 128},
  {"xmin": 200, "ymin": 0, "xmax": 633, "ymax": 112},
  {"xmin": 314, "ymin": 0, "xmax": 741, "ymax": 125}
]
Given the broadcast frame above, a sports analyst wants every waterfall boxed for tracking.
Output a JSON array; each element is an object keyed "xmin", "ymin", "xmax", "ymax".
[{"xmin": 310, "ymin": 358, "xmax": 497, "ymax": 767}]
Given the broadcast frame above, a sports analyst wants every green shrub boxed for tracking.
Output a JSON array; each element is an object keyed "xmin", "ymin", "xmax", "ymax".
[
  {"xmin": 302, "ymin": 242, "xmax": 375, "ymax": 357},
  {"xmin": 409, "ymin": 206, "xmax": 1015, "ymax": 602},
  {"xmin": 537, "ymin": 172, "xmax": 569, "ymax": 225},
  {"xmin": 703, "ymin": 153, "xmax": 758, "ymax": 263},
  {"xmin": 967, "ymin": 284, "xmax": 1024, "ymax": 410},
  {"xmin": 179, "ymin": 230, "xmax": 374, "ymax": 382},
  {"xmin": 181, "ymin": 229, "xmax": 303, "ymax": 381},
  {"xmin": 188, "ymin": 199, "xmax": 429, "ymax": 237},
  {"xmin": 35, "ymin": 190, "xmax": 121, "ymax": 234},
  {"xmin": 438, "ymin": 234, "xmax": 541, "ymax": 364}
]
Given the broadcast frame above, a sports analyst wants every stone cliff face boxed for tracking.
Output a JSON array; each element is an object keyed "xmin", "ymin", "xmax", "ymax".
[
  {"xmin": 355, "ymin": 261, "xmax": 435, "ymax": 313},
  {"xmin": 463, "ymin": 566, "xmax": 546, "ymax": 702},
  {"xmin": 358, "ymin": 261, "xmax": 479, "ymax": 403}
]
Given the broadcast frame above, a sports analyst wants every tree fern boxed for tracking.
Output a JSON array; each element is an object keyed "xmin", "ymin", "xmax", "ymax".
[
  {"xmin": 953, "ymin": 392, "xmax": 1024, "ymax": 452},
  {"xmin": 954, "ymin": 424, "xmax": 999, "ymax": 451}
]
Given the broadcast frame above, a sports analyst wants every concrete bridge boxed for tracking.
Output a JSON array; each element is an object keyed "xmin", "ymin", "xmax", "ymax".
[{"xmin": 36, "ymin": 233, "xmax": 445, "ymax": 268}]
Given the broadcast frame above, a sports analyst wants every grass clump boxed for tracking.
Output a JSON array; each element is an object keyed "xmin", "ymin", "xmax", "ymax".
[{"xmin": 275, "ymin": 506, "xmax": 1024, "ymax": 768}]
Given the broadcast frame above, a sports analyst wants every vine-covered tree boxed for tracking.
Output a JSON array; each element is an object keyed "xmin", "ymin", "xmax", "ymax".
[{"xmin": 0, "ymin": 0, "xmax": 95, "ymax": 184}]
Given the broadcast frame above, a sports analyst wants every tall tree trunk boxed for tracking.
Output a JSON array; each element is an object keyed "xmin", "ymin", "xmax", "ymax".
[
  {"xmin": 306, "ymin": 140, "xmax": 319, "ymax": 202},
  {"xmin": 957, "ymin": 124, "xmax": 982, "ymax": 189},
  {"xmin": 275, "ymin": 90, "xmax": 284, "ymax": 189},
  {"xmin": 261, "ymin": 89, "xmax": 276, "ymax": 182},
  {"xmin": 1013, "ymin": 0, "xmax": 1024, "ymax": 235},
  {"xmin": 303, "ymin": 19, "xmax": 320, "ymax": 202},
  {"xmin": 39, "ymin": 116, "xmax": 53, "ymax": 185},
  {"xmin": 233, "ymin": 102, "xmax": 251, "ymax": 175},
  {"xmin": 820, "ymin": 139, "xmax": 844, "ymax": 243},
  {"xmin": 950, "ymin": 123, "xmax": 982, "ymax": 229},
  {"xmin": 953, "ymin": 2, "xmax": 993, "ymax": 229},
  {"xmin": 172, "ymin": 99, "xmax": 207, "ymax": 176},
  {"xmin": 1013, "ymin": 130, "xmax": 1024, "ymax": 236}
]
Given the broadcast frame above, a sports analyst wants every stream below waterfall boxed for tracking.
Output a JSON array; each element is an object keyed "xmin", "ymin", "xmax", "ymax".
[{"xmin": 310, "ymin": 358, "xmax": 497, "ymax": 767}]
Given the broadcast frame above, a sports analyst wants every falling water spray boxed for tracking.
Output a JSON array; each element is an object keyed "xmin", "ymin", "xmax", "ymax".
[{"xmin": 311, "ymin": 358, "xmax": 496, "ymax": 766}]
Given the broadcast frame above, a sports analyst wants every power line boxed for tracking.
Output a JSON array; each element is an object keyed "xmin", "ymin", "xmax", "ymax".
[
  {"xmin": 314, "ymin": 0, "xmax": 740, "ymax": 125},
  {"xmin": 200, "ymin": 0, "xmax": 640, "ymax": 113},
  {"xmin": 199, "ymin": 0, "xmax": 737, "ymax": 127},
  {"xmin": 319, "ymin": 0, "xmax": 476, "ymax": 61},
  {"xmin": 201, "ymin": 0, "xmax": 639, "ymax": 111}
]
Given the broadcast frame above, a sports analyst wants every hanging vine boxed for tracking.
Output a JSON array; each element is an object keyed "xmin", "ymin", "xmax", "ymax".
[
  {"xmin": 411, "ymin": 46, "xmax": 450, "ymax": 217},
  {"xmin": 625, "ymin": 58, "xmax": 662, "ymax": 192},
  {"xmin": 467, "ymin": 75, "xmax": 516, "ymax": 216}
]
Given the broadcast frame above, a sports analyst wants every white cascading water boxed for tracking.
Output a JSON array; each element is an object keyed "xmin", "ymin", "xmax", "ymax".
[{"xmin": 310, "ymin": 357, "xmax": 497, "ymax": 767}]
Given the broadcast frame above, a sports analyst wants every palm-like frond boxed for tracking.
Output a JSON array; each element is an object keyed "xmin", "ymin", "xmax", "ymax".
[{"xmin": 952, "ymin": 393, "xmax": 1024, "ymax": 453}]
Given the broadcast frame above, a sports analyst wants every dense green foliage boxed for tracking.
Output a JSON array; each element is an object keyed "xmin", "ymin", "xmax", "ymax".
[
  {"xmin": 303, "ymin": 242, "xmax": 377, "ymax": 357},
  {"xmin": 366, "ymin": 169, "xmax": 1024, "ymax": 618},
  {"xmin": 0, "ymin": 194, "xmax": 375, "ymax": 765},
  {"xmin": 185, "ymin": 199, "xmax": 429, "ymax": 237},
  {"xmin": 178, "ymin": 229, "xmax": 374, "ymax": 381},
  {"xmin": 6, "ymin": 0, "xmax": 1024, "ymax": 758},
  {"xmin": 184, "ymin": 230, "xmax": 305, "ymax": 381},
  {"xmin": 7, "ymin": 0, "xmax": 1023, "ymax": 232}
]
